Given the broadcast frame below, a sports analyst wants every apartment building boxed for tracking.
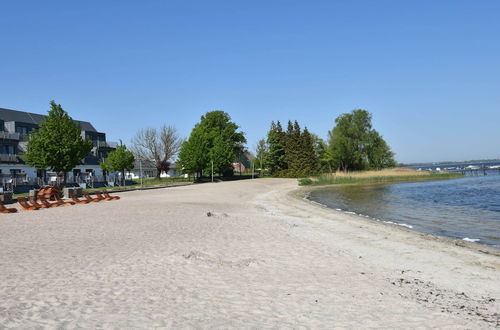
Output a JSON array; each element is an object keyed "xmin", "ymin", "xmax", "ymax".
[{"xmin": 0, "ymin": 107, "xmax": 116, "ymax": 185}]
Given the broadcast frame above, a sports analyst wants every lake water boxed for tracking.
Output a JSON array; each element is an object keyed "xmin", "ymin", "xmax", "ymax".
[{"xmin": 307, "ymin": 169, "xmax": 500, "ymax": 248}]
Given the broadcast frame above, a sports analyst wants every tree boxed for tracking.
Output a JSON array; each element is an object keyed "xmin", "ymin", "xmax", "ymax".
[
  {"xmin": 266, "ymin": 121, "xmax": 286, "ymax": 176},
  {"xmin": 265, "ymin": 120, "xmax": 318, "ymax": 177},
  {"xmin": 210, "ymin": 136, "xmax": 234, "ymax": 175},
  {"xmin": 131, "ymin": 125, "xmax": 182, "ymax": 179},
  {"xmin": 101, "ymin": 143, "xmax": 135, "ymax": 185},
  {"xmin": 25, "ymin": 100, "xmax": 93, "ymax": 183},
  {"xmin": 178, "ymin": 111, "xmax": 246, "ymax": 177},
  {"xmin": 367, "ymin": 131, "xmax": 396, "ymax": 169},
  {"xmin": 297, "ymin": 127, "xmax": 318, "ymax": 176},
  {"xmin": 328, "ymin": 109, "xmax": 395, "ymax": 171},
  {"xmin": 255, "ymin": 138, "xmax": 268, "ymax": 174},
  {"xmin": 311, "ymin": 134, "xmax": 332, "ymax": 173},
  {"xmin": 177, "ymin": 128, "xmax": 209, "ymax": 177}
]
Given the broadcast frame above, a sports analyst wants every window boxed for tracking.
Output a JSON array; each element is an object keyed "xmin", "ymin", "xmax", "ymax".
[{"xmin": 15, "ymin": 126, "xmax": 28, "ymax": 135}]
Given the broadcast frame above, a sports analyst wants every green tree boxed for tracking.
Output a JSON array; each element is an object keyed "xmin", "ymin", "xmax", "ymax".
[
  {"xmin": 210, "ymin": 135, "xmax": 235, "ymax": 175},
  {"xmin": 328, "ymin": 109, "xmax": 395, "ymax": 171},
  {"xmin": 178, "ymin": 128, "xmax": 208, "ymax": 177},
  {"xmin": 311, "ymin": 133, "xmax": 332, "ymax": 173},
  {"xmin": 266, "ymin": 121, "xmax": 286, "ymax": 176},
  {"xmin": 25, "ymin": 101, "xmax": 93, "ymax": 183},
  {"xmin": 367, "ymin": 131, "xmax": 396, "ymax": 169},
  {"xmin": 266, "ymin": 120, "xmax": 318, "ymax": 177},
  {"xmin": 178, "ymin": 111, "xmax": 245, "ymax": 177},
  {"xmin": 297, "ymin": 127, "xmax": 318, "ymax": 176},
  {"xmin": 101, "ymin": 144, "xmax": 135, "ymax": 185},
  {"xmin": 255, "ymin": 138, "xmax": 268, "ymax": 174}
]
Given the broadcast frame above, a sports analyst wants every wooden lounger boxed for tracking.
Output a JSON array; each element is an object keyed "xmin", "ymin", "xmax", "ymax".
[
  {"xmin": 17, "ymin": 197, "xmax": 39, "ymax": 211},
  {"xmin": 0, "ymin": 201, "xmax": 17, "ymax": 213},
  {"xmin": 38, "ymin": 196, "xmax": 62, "ymax": 208},
  {"xmin": 95, "ymin": 191, "xmax": 113, "ymax": 201},
  {"xmin": 71, "ymin": 192, "xmax": 90, "ymax": 204},
  {"xmin": 83, "ymin": 192, "xmax": 101, "ymax": 202},
  {"xmin": 103, "ymin": 191, "xmax": 120, "ymax": 200},
  {"xmin": 54, "ymin": 196, "xmax": 75, "ymax": 206},
  {"xmin": 29, "ymin": 198, "xmax": 50, "ymax": 209}
]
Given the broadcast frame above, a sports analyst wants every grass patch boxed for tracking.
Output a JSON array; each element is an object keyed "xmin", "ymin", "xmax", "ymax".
[
  {"xmin": 299, "ymin": 168, "xmax": 463, "ymax": 186},
  {"xmin": 85, "ymin": 177, "xmax": 194, "ymax": 192}
]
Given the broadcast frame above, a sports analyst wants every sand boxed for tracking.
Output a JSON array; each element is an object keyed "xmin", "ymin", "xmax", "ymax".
[{"xmin": 0, "ymin": 178, "xmax": 498, "ymax": 328}]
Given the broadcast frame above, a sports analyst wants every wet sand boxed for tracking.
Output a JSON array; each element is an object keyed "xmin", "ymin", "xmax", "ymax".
[{"xmin": 0, "ymin": 179, "xmax": 498, "ymax": 328}]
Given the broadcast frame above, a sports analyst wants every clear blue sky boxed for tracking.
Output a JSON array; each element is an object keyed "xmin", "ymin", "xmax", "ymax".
[{"xmin": 1, "ymin": 1, "xmax": 499, "ymax": 163}]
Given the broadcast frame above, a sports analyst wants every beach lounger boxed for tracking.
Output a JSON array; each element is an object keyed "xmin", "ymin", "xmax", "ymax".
[
  {"xmin": 71, "ymin": 192, "xmax": 90, "ymax": 204},
  {"xmin": 29, "ymin": 198, "xmax": 50, "ymax": 209},
  {"xmin": 38, "ymin": 196, "xmax": 62, "ymax": 208},
  {"xmin": 54, "ymin": 196, "xmax": 75, "ymax": 206},
  {"xmin": 83, "ymin": 192, "xmax": 101, "ymax": 203},
  {"xmin": 0, "ymin": 201, "xmax": 17, "ymax": 213},
  {"xmin": 17, "ymin": 197, "xmax": 39, "ymax": 211},
  {"xmin": 103, "ymin": 191, "xmax": 120, "ymax": 200},
  {"xmin": 95, "ymin": 191, "xmax": 113, "ymax": 201}
]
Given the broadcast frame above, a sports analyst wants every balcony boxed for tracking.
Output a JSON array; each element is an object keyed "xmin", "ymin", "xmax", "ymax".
[
  {"xmin": 0, "ymin": 154, "xmax": 20, "ymax": 163},
  {"xmin": 95, "ymin": 141, "xmax": 118, "ymax": 149},
  {"xmin": 0, "ymin": 132, "xmax": 20, "ymax": 140}
]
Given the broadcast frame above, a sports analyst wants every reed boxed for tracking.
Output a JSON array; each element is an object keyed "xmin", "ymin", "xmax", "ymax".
[{"xmin": 299, "ymin": 168, "xmax": 463, "ymax": 186}]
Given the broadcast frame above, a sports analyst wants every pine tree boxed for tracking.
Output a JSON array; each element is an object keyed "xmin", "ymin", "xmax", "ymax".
[
  {"xmin": 266, "ymin": 121, "xmax": 286, "ymax": 176},
  {"xmin": 298, "ymin": 127, "xmax": 318, "ymax": 176}
]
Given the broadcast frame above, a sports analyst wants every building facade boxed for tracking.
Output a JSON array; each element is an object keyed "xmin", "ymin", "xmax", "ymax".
[{"xmin": 0, "ymin": 107, "xmax": 116, "ymax": 188}]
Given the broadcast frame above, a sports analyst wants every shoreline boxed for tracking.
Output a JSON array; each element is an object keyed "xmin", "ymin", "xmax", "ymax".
[
  {"xmin": 298, "ymin": 178, "xmax": 500, "ymax": 252},
  {"xmin": 1, "ymin": 178, "xmax": 498, "ymax": 327},
  {"xmin": 297, "ymin": 186, "xmax": 500, "ymax": 257}
]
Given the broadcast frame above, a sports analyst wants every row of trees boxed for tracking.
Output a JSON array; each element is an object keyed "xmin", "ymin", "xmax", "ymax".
[
  {"xmin": 25, "ymin": 101, "xmax": 395, "ymax": 183},
  {"xmin": 264, "ymin": 121, "xmax": 318, "ymax": 177},
  {"xmin": 259, "ymin": 109, "xmax": 396, "ymax": 176}
]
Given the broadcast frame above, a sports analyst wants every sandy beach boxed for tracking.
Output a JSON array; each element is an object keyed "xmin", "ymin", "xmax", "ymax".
[{"xmin": 0, "ymin": 178, "xmax": 498, "ymax": 328}]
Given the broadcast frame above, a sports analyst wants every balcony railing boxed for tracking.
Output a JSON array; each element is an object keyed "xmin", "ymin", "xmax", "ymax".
[
  {"xmin": 0, "ymin": 154, "xmax": 19, "ymax": 163},
  {"xmin": 95, "ymin": 141, "xmax": 118, "ymax": 148},
  {"xmin": 0, "ymin": 132, "xmax": 20, "ymax": 140}
]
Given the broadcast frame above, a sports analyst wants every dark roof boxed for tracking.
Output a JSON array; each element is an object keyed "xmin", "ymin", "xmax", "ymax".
[{"xmin": 0, "ymin": 107, "xmax": 97, "ymax": 132}]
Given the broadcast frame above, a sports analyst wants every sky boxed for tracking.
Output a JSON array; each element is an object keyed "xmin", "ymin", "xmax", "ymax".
[{"xmin": 1, "ymin": 1, "xmax": 499, "ymax": 164}]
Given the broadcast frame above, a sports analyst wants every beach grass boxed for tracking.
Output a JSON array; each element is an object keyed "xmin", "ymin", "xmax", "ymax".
[{"xmin": 299, "ymin": 168, "xmax": 463, "ymax": 186}]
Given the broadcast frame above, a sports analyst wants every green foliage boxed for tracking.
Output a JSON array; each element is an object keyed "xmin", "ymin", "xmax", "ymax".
[
  {"xmin": 311, "ymin": 133, "xmax": 332, "ymax": 173},
  {"xmin": 298, "ymin": 178, "xmax": 313, "ymax": 186},
  {"xmin": 210, "ymin": 136, "xmax": 235, "ymax": 175},
  {"xmin": 25, "ymin": 101, "xmax": 93, "ymax": 178},
  {"xmin": 328, "ymin": 109, "xmax": 395, "ymax": 171},
  {"xmin": 178, "ymin": 111, "xmax": 246, "ymax": 176},
  {"xmin": 266, "ymin": 120, "xmax": 318, "ymax": 177},
  {"xmin": 101, "ymin": 144, "xmax": 135, "ymax": 178},
  {"xmin": 299, "ymin": 172, "xmax": 463, "ymax": 186},
  {"xmin": 265, "ymin": 121, "xmax": 286, "ymax": 175},
  {"xmin": 178, "ymin": 128, "xmax": 209, "ymax": 176},
  {"xmin": 255, "ymin": 138, "xmax": 268, "ymax": 172}
]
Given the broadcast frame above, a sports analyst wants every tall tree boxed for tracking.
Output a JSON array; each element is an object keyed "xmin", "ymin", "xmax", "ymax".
[
  {"xmin": 328, "ymin": 109, "xmax": 395, "ymax": 171},
  {"xmin": 266, "ymin": 121, "xmax": 286, "ymax": 176},
  {"xmin": 255, "ymin": 138, "xmax": 268, "ymax": 174},
  {"xmin": 25, "ymin": 100, "xmax": 93, "ymax": 183},
  {"xmin": 178, "ymin": 111, "xmax": 246, "ymax": 177},
  {"xmin": 131, "ymin": 125, "xmax": 182, "ymax": 178},
  {"xmin": 177, "ymin": 128, "xmax": 208, "ymax": 177},
  {"xmin": 311, "ymin": 134, "xmax": 332, "ymax": 173},
  {"xmin": 101, "ymin": 143, "xmax": 135, "ymax": 185},
  {"xmin": 297, "ymin": 127, "xmax": 318, "ymax": 176}
]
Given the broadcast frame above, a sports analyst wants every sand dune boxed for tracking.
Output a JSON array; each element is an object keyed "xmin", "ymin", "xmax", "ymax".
[{"xmin": 0, "ymin": 179, "xmax": 498, "ymax": 328}]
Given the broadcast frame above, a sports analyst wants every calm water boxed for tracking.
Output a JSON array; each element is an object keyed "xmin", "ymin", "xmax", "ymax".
[{"xmin": 308, "ymin": 172, "xmax": 500, "ymax": 248}]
